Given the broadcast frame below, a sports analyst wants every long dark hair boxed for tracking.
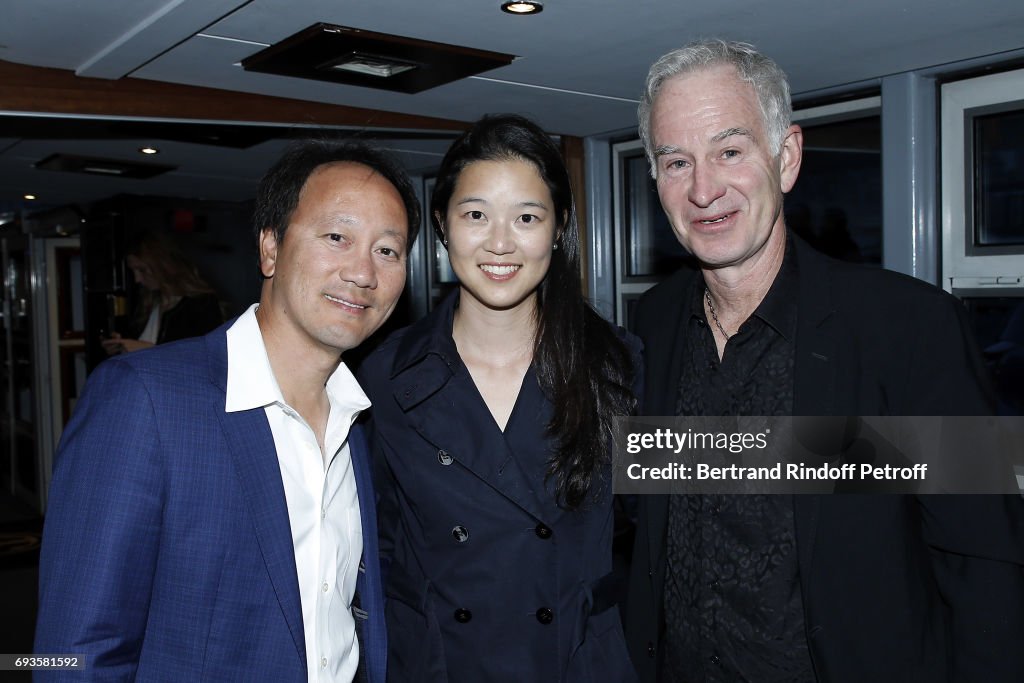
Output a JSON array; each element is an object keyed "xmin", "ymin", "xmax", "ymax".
[{"xmin": 432, "ymin": 114, "xmax": 636, "ymax": 509}]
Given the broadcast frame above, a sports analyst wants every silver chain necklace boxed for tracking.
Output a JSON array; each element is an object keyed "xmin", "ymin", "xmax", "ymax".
[{"xmin": 704, "ymin": 288, "xmax": 731, "ymax": 341}]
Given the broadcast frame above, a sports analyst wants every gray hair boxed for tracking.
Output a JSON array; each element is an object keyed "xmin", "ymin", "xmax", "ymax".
[{"xmin": 638, "ymin": 39, "xmax": 792, "ymax": 177}]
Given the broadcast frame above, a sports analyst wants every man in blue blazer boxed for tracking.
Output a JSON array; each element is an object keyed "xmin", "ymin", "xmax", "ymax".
[{"xmin": 35, "ymin": 140, "xmax": 421, "ymax": 682}]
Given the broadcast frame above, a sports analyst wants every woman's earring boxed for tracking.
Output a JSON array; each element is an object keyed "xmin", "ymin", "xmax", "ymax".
[
  {"xmin": 552, "ymin": 243, "xmax": 559, "ymax": 251},
  {"xmin": 443, "ymin": 237, "xmax": 448, "ymax": 247}
]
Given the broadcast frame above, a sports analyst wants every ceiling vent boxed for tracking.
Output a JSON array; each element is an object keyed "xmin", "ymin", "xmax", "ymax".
[
  {"xmin": 35, "ymin": 154, "xmax": 176, "ymax": 179},
  {"xmin": 241, "ymin": 23, "xmax": 516, "ymax": 94}
]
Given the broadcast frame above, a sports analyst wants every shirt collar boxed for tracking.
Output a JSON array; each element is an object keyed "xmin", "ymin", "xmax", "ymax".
[
  {"xmin": 753, "ymin": 236, "xmax": 799, "ymax": 340},
  {"xmin": 687, "ymin": 234, "xmax": 799, "ymax": 341},
  {"xmin": 325, "ymin": 357, "xmax": 371, "ymax": 422},
  {"xmin": 224, "ymin": 304, "xmax": 371, "ymax": 417},
  {"xmin": 225, "ymin": 304, "xmax": 281, "ymax": 413}
]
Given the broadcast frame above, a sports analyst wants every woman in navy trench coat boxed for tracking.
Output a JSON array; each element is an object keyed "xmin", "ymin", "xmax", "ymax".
[{"xmin": 359, "ymin": 114, "xmax": 640, "ymax": 682}]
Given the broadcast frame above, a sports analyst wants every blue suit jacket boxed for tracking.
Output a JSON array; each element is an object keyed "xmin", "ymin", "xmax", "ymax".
[{"xmin": 35, "ymin": 322, "xmax": 387, "ymax": 682}]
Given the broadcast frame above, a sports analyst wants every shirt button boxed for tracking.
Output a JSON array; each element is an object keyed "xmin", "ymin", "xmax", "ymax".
[
  {"xmin": 320, "ymin": 657, "xmax": 327, "ymax": 669},
  {"xmin": 437, "ymin": 449, "xmax": 453, "ymax": 466},
  {"xmin": 535, "ymin": 607, "xmax": 554, "ymax": 624},
  {"xmin": 452, "ymin": 525, "xmax": 470, "ymax": 543},
  {"xmin": 534, "ymin": 523, "xmax": 552, "ymax": 539},
  {"xmin": 321, "ymin": 508, "xmax": 326, "ymax": 519},
  {"xmin": 454, "ymin": 608, "xmax": 472, "ymax": 623},
  {"xmin": 322, "ymin": 581, "xmax": 329, "ymax": 593}
]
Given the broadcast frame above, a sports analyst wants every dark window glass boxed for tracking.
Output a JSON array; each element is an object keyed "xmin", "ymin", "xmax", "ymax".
[
  {"xmin": 785, "ymin": 115, "xmax": 882, "ymax": 264},
  {"xmin": 961, "ymin": 296, "xmax": 1024, "ymax": 415},
  {"xmin": 973, "ymin": 109, "xmax": 1024, "ymax": 247},
  {"xmin": 621, "ymin": 152, "xmax": 688, "ymax": 279}
]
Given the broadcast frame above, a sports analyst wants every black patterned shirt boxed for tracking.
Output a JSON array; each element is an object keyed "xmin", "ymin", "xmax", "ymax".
[{"xmin": 661, "ymin": 244, "xmax": 816, "ymax": 683}]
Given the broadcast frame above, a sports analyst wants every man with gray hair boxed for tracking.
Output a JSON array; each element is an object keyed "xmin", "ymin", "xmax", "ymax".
[{"xmin": 625, "ymin": 39, "xmax": 1024, "ymax": 682}]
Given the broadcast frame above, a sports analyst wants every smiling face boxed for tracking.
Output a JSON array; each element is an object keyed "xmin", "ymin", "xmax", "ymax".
[
  {"xmin": 440, "ymin": 158, "xmax": 558, "ymax": 315},
  {"xmin": 257, "ymin": 162, "xmax": 408, "ymax": 360},
  {"xmin": 650, "ymin": 64, "xmax": 802, "ymax": 273}
]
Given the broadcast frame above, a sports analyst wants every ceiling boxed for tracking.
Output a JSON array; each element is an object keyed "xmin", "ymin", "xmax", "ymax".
[{"xmin": 2, "ymin": 0, "xmax": 1024, "ymax": 214}]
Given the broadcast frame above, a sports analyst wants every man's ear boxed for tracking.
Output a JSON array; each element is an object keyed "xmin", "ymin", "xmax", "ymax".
[
  {"xmin": 779, "ymin": 124, "xmax": 803, "ymax": 194},
  {"xmin": 259, "ymin": 228, "xmax": 278, "ymax": 278}
]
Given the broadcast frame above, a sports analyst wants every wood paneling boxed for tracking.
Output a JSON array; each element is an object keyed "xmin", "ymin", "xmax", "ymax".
[
  {"xmin": 0, "ymin": 59, "xmax": 470, "ymax": 132},
  {"xmin": 560, "ymin": 135, "xmax": 589, "ymax": 295}
]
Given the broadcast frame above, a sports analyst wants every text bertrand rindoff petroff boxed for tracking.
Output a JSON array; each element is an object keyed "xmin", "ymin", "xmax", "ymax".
[
  {"xmin": 614, "ymin": 417, "xmax": 1023, "ymax": 495},
  {"xmin": 623, "ymin": 427, "xmax": 928, "ymax": 482}
]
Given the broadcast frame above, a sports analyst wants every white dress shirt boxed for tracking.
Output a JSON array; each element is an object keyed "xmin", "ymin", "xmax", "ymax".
[{"xmin": 225, "ymin": 305, "xmax": 368, "ymax": 683}]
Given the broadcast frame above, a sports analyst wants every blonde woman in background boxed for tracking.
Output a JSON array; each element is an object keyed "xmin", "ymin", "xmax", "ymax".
[{"xmin": 103, "ymin": 232, "xmax": 222, "ymax": 354}]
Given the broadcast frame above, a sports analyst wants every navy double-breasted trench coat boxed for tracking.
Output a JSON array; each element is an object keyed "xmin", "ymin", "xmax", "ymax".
[{"xmin": 359, "ymin": 291, "xmax": 638, "ymax": 683}]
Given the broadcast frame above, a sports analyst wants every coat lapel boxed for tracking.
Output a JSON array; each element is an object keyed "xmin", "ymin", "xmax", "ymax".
[
  {"xmin": 641, "ymin": 268, "xmax": 693, "ymax": 416},
  {"xmin": 633, "ymin": 269, "xmax": 696, "ymax": 572},
  {"xmin": 205, "ymin": 330, "xmax": 307, "ymax": 670},
  {"xmin": 349, "ymin": 425, "xmax": 386, "ymax": 683},
  {"xmin": 389, "ymin": 292, "xmax": 549, "ymax": 521},
  {"xmin": 793, "ymin": 236, "xmax": 838, "ymax": 417},
  {"xmin": 790, "ymin": 237, "xmax": 844, "ymax": 587},
  {"xmin": 395, "ymin": 350, "xmax": 550, "ymax": 521}
]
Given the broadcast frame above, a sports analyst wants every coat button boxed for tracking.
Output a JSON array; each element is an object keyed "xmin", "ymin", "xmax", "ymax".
[
  {"xmin": 454, "ymin": 608, "xmax": 472, "ymax": 623},
  {"xmin": 437, "ymin": 450, "xmax": 453, "ymax": 466},
  {"xmin": 534, "ymin": 523, "xmax": 552, "ymax": 539},
  {"xmin": 452, "ymin": 525, "xmax": 470, "ymax": 543},
  {"xmin": 535, "ymin": 607, "xmax": 553, "ymax": 624},
  {"xmin": 647, "ymin": 642, "xmax": 656, "ymax": 658},
  {"xmin": 710, "ymin": 653, "xmax": 721, "ymax": 665}
]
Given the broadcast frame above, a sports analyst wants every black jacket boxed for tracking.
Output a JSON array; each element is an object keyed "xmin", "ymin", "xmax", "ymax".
[
  {"xmin": 129, "ymin": 293, "xmax": 222, "ymax": 344},
  {"xmin": 625, "ymin": 236, "xmax": 1024, "ymax": 682}
]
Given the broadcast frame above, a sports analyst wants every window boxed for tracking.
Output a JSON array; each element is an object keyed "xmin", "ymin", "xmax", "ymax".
[
  {"xmin": 611, "ymin": 140, "xmax": 689, "ymax": 327},
  {"xmin": 941, "ymin": 69, "xmax": 1024, "ymax": 414},
  {"xmin": 941, "ymin": 68, "xmax": 1024, "ymax": 291},
  {"xmin": 788, "ymin": 98, "xmax": 882, "ymax": 265}
]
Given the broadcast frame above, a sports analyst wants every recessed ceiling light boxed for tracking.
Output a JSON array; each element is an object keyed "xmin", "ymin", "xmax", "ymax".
[
  {"xmin": 83, "ymin": 166, "xmax": 126, "ymax": 175},
  {"xmin": 325, "ymin": 53, "xmax": 419, "ymax": 79},
  {"xmin": 502, "ymin": 1, "xmax": 543, "ymax": 14},
  {"xmin": 24, "ymin": 194, "xmax": 37, "ymax": 200},
  {"xmin": 139, "ymin": 146, "xmax": 160, "ymax": 155}
]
